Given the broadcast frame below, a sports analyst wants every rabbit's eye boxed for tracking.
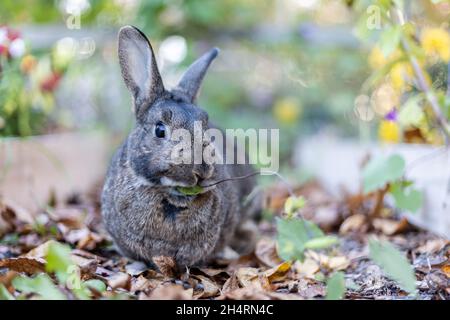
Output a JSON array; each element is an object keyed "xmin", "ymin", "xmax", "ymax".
[{"xmin": 154, "ymin": 122, "xmax": 166, "ymax": 138}]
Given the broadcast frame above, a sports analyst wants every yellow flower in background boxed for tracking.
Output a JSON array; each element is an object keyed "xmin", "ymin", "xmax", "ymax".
[
  {"xmin": 421, "ymin": 28, "xmax": 450, "ymax": 62},
  {"xmin": 368, "ymin": 46, "xmax": 387, "ymax": 69},
  {"xmin": 273, "ymin": 97, "xmax": 302, "ymax": 125},
  {"xmin": 368, "ymin": 46, "xmax": 402, "ymax": 70},
  {"xmin": 20, "ymin": 54, "xmax": 37, "ymax": 74},
  {"xmin": 389, "ymin": 62, "xmax": 414, "ymax": 91},
  {"xmin": 378, "ymin": 120, "xmax": 400, "ymax": 143}
]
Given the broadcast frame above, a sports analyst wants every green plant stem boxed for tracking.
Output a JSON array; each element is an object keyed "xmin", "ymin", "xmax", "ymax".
[
  {"xmin": 403, "ymin": 40, "xmax": 450, "ymax": 143},
  {"xmin": 370, "ymin": 184, "xmax": 389, "ymax": 220},
  {"xmin": 390, "ymin": 7, "xmax": 450, "ymax": 144}
]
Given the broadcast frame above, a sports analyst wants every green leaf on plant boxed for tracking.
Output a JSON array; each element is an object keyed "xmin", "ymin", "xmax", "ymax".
[
  {"xmin": 379, "ymin": 25, "xmax": 402, "ymax": 57},
  {"xmin": 284, "ymin": 196, "xmax": 306, "ymax": 216},
  {"xmin": 84, "ymin": 279, "xmax": 107, "ymax": 293},
  {"xmin": 398, "ymin": 95, "xmax": 424, "ymax": 127},
  {"xmin": 390, "ymin": 181, "xmax": 423, "ymax": 213},
  {"xmin": 12, "ymin": 274, "xmax": 66, "ymax": 300},
  {"xmin": 276, "ymin": 217, "xmax": 333, "ymax": 261},
  {"xmin": 369, "ymin": 239, "xmax": 417, "ymax": 294},
  {"xmin": 326, "ymin": 272, "xmax": 346, "ymax": 300},
  {"xmin": 363, "ymin": 154, "xmax": 405, "ymax": 194},
  {"xmin": 0, "ymin": 284, "xmax": 14, "ymax": 300},
  {"xmin": 45, "ymin": 241, "xmax": 75, "ymax": 283},
  {"xmin": 176, "ymin": 185, "xmax": 204, "ymax": 195},
  {"xmin": 304, "ymin": 236, "xmax": 339, "ymax": 250}
]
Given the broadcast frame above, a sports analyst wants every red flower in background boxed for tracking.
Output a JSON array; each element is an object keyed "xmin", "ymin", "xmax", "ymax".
[
  {"xmin": 6, "ymin": 27, "xmax": 21, "ymax": 41},
  {"xmin": 0, "ymin": 44, "xmax": 7, "ymax": 56},
  {"xmin": 0, "ymin": 25, "xmax": 24, "ymax": 58},
  {"xmin": 40, "ymin": 72, "xmax": 62, "ymax": 92}
]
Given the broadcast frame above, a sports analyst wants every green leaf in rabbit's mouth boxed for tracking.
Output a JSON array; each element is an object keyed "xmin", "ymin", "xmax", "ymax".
[{"xmin": 176, "ymin": 185, "xmax": 204, "ymax": 195}]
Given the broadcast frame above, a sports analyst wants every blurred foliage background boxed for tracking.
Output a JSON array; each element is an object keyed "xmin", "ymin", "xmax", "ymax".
[{"xmin": 0, "ymin": 0, "xmax": 449, "ymax": 164}]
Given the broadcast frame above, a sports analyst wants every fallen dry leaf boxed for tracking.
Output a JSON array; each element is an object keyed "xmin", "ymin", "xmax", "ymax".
[
  {"xmin": 219, "ymin": 286, "xmax": 271, "ymax": 300},
  {"xmin": 417, "ymin": 239, "xmax": 449, "ymax": 254},
  {"xmin": 25, "ymin": 240, "xmax": 58, "ymax": 259},
  {"xmin": 64, "ymin": 228, "xmax": 104, "ymax": 250},
  {"xmin": 294, "ymin": 259, "xmax": 320, "ymax": 279},
  {"xmin": 50, "ymin": 208, "xmax": 86, "ymax": 229},
  {"xmin": 340, "ymin": 214, "xmax": 367, "ymax": 234},
  {"xmin": 262, "ymin": 261, "xmax": 292, "ymax": 283},
  {"xmin": 193, "ymin": 275, "xmax": 220, "ymax": 298},
  {"xmin": 197, "ymin": 267, "xmax": 229, "ymax": 278},
  {"xmin": 255, "ymin": 238, "xmax": 282, "ymax": 267},
  {"xmin": 221, "ymin": 273, "xmax": 240, "ymax": 294},
  {"xmin": 144, "ymin": 284, "xmax": 193, "ymax": 300},
  {"xmin": 441, "ymin": 265, "xmax": 450, "ymax": 278},
  {"xmin": 297, "ymin": 279, "xmax": 326, "ymax": 298},
  {"xmin": 0, "ymin": 270, "xmax": 18, "ymax": 289},
  {"xmin": 107, "ymin": 272, "xmax": 131, "ymax": 290},
  {"xmin": 235, "ymin": 267, "xmax": 259, "ymax": 288},
  {"xmin": 373, "ymin": 218, "xmax": 409, "ymax": 236},
  {"xmin": 130, "ymin": 275, "xmax": 162, "ymax": 294},
  {"xmin": 0, "ymin": 257, "xmax": 45, "ymax": 275},
  {"xmin": 324, "ymin": 256, "xmax": 350, "ymax": 271}
]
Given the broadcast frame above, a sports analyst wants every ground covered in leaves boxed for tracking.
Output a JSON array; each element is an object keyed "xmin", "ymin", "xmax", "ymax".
[{"xmin": 0, "ymin": 181, "xmax": 449, "ymax": 300}]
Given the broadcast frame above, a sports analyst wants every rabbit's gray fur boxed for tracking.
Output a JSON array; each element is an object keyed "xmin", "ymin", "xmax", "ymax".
[{"xmin": 102, "ymin": 26, "xmax": 261, "ymax": 267}]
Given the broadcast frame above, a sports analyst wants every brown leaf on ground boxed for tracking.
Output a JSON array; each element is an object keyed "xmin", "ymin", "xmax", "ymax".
[
  {"xmin": 0, "ymin": 257, "xmax": 45, "ymax": 274},
  {"xmin": 235, "ymin": 267, "xmax": 259, "ymax": 288},
  {"xmin": 64, "ymin": 228, "xmax": 103, "ymax": 250},
  {"xmin": 25, "ymin": 240, "xmax": 58, "ymax": 259},
  {"xmin": 0, "ymin": 200, "xmax": 32, "ymax": 237},
  {"xmin": 0, "ymin": 270, "xmax": 19, "ymax": 293},
  {"xmin": 297, "ymin": 279, "xmax": 326, "ymax": 298},
  {"xmin": 325, "ymin": 256, "xmax": 351, "ymax": 271},
  {"xmin": 107, "ymin": 272, "xmax": 131, "ymax": 290},
  {"xmin": 221, "ymin": 273, "xmax": 240, "ymax": 294},
  {"xmin": 373, "ymin": 218, "xmax": 409, "ymax": 235},
  {"xmin": 219, "ymin": 286, "xmax": 271, "ymax": 300},
  {"xmin": 441, "ymin": 264, "xmax": 450, "ymax": 278},
  {"xmin": 262, "ymin": 261, "xmax": 291, "ymax": 283},
  {"xmin": 144, "ymin": 284, "xmax": 193, "ymax": 300},
  {"xmin": 51, "ymin": 208, "xmax": 86, "ymax": 229},
  {"xmin": 130, "ymin": 275, "xmax": 162, "ymax": 294},
  {"xmin": 196, "ymin": 267, "xmax": 229, "ymax": 278},
  {"xmin": 193, "ymin": 275, "xmax": 220, "ymax": 298},
  {"xmin": 255, "ymin": 238, "xmax": 282, "ymax": 267},
  {"xmin": 417, "ymin": 239, "xmax": 449, "ymax": 254},
  {"xmin": 339, "ymin": 214, "xmax": 367, "ymax": 234},
  {"xmin": 293, "ymin": 259, "xmax": 320, "ymax": 279}
]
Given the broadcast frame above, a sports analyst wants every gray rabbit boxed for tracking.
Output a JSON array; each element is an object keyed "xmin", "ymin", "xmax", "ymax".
[{"xmin": 102, "ymin": 26, "xmax": 261, "ymax": 268}]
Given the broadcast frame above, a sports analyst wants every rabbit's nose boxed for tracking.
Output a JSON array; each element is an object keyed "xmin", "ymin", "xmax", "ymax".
[{"xmin": 193, "ymin": 164, "xmax": 214, "ymax": 182}]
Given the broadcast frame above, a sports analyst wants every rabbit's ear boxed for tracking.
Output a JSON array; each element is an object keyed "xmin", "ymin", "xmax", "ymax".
[
  {"xmin": 176, "ymin": 48, "xmax": 219, "ymax": 103},
  {"xmin": 118, "ymin": 26, "xmax": 164, "ymax": 114}
]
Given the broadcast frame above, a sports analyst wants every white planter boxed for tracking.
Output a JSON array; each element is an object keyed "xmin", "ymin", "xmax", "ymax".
[
  {"xmin": 0, "ymin": 131, "xmax": 112, "ymax": 219},
  {"xmin": 294, "ymin": 134, "xmax": 450, "ymax": 238}
]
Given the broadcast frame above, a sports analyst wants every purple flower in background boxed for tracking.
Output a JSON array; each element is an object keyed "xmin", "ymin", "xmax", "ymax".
[{"xmin": 385, "ymin": 108, "xmax": 397, "ymax": 121}]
